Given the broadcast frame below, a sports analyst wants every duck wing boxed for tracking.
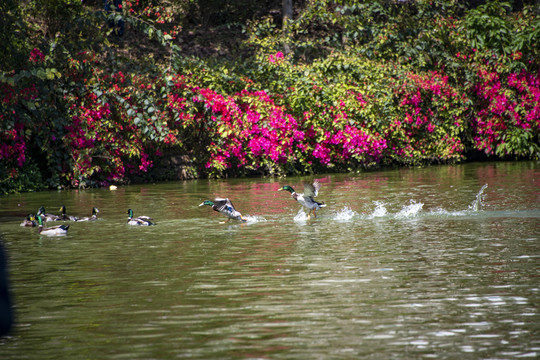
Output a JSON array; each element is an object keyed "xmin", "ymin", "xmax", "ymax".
[
  {"xmin": 136, "ymin": 217, "xmax": 154, "ymax": 225},
  {"xmin": 128, "ymin": 217, "xmax": 154, "ymax": 226},
  {"xmin": 212, "ymin": 198, "xmax": 235, "ymax": 212},
  {"xmin": 43, "ymin": 224, "xmax": 70, "ymax": 233},
  {"xmin": 303, "ymin": 180, "xmax": 321, "ymax": 199}
]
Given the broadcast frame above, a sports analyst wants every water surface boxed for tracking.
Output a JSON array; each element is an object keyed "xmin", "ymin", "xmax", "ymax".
[{"xmin": 0, "ymin": 161, "xmax": 538, "ymax": 359}]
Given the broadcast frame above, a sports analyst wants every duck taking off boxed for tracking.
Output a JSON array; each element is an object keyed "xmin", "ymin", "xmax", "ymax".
[
  {"xmin": 36, "ymin": 216, "xmax": 69, "ymax": 236},
  {"xmin": 278, "ymin": 180, "xmax": 326, "ymax": 219},
  {"xmin": 199, "ymin": 198, "xmax": 247, "ymax": 223},
  {"xmin": 127, "ymin": 209, "xmax": 155, "ymax": 226}
]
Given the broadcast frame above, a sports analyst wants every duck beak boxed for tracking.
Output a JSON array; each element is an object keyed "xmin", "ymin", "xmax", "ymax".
[
  {"xmin": 199, "ymin": 202, "xmax": 205, "ymax": 206},
  {"xmin": 277, "ymin": 187, "xmax": 283, "ymax": 191}
]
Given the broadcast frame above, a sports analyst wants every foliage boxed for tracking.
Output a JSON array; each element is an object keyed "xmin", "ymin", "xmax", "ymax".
[
  {"xmin": 0, "ymin": 0, "xmax": 28, "ymax": 71},
  {"xmin": 0, "ymin": 0, "xmax": 539, "ymax": 193},
  {"xmin": 471, "ymin": 60, "xmax": 540, "ymax": 158}
]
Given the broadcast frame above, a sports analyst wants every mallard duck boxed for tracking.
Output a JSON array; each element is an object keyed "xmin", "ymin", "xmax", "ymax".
[
  {"xmin": 20, "ymin": 214, "xmax": 37, "ymax": 227},
  {"xmin": 278, "ymin": 180, "xmax": 326, "ymax": 219},
  {"xmin": 37, "ymin": 206, "xmax": 61, "ymax": 222},
  {"xmin": 199, "ymin": 198, "xmax": 247, "ymax": 223},
  {"xmin": 36, "ymin": 215, "xmax": 69, "ymax": 236},
  {"xmin": 77, "ymin": 207, "xmax": 100, "ymax": 222},
  {"xmin": 127, "ymin": 209, "xmax": 155, "ymax": 226},
  {"xmin": 59, "ymin": 205, "xmax": 79, "ymax": 221}
]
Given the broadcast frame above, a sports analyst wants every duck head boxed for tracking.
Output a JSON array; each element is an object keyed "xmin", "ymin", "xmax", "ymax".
[{"xmin": 278, "ymin": 185, "xmax": 295, "ymax": 193}]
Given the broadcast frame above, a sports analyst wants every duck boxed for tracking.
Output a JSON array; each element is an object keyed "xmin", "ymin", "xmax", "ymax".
[
  {"xmin": 199, "ymin": 198, "xmax": 247, "ymax": 223},
  {"xmin": 127, "ymin": 209, "xmax": 155, "ymax": 226},
  {"xmin": 37, "ymin": 206, "xmax": 62, "ymax": 222},
  {"xmin": 36, "ymin": 215, "xmax": 69, "ymax": 236},
  {"xmin": 278, "ymin": 180, "xmax": 326, "ymax": 219},
  {"xmin": 59, "ymin": 205, "xmax": 79, "ymax": 221},
  {"xmin": 20, "ymin": 214, "xmax": 37, "ymax": 227},
  {"xmin": 77, "ymin": 207, "xmax": 100, "ymax": 222}
]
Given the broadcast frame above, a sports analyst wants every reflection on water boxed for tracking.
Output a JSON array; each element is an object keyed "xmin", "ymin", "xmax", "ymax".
[{"xmin": 0, "ymin": 161, "xmax": 538, "ymax": 359}]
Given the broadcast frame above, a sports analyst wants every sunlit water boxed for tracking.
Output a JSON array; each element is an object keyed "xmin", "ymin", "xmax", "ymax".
[{"xmin": 0, "ymin": 161, "xmax": 538, "ymax": 359}]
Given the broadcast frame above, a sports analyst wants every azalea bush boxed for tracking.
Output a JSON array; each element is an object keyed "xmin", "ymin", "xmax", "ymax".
[
  {"xmin": 1, "ymin": 0, "xmax": 539, "ymax": 193},
  {"xmin": 471, "ymin": 60, "xmax": 540, "ymax": 158}
]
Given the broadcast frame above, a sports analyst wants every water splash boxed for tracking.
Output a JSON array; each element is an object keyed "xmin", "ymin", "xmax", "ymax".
[
  {"xmin": 370, "ymin": 201, "xmax": 388, "ymax": 218},
  {"xmin": 293, "ymin": 210, "xmax": 309, "ymax": 223},
  {"xmin": 244, "ymin": 215, "xmax": 267, "ymax": 224},
  {"xmin": 469, "ymin": 184, "xmax": 488, "ymax": 211},
  {"xmin": 333, "ymin": 207, "xmax": 358, "ymax": 222},
  {"xmin": 395, "ymin": 200, "xmax": 424, "ymax": 218}
]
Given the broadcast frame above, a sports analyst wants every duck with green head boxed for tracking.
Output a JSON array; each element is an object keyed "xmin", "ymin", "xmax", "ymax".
[
  {"xmin": 77, "ymin": 207, "xmax": 100, "ymax": 222},
  {"xmin": 59, "ymin": 205, "xmax": 79, "ymax": 221},
  {"xmin": 20, "ymin": 214, "xmax": 37, "ymax": 227},
  {"xmin": 127, "ymin": 209, "xmax": 155, "ymax": 226},
  {"xmin": 37, "ymin": 206, "xmax": 61, "ymax": 222},
  {"xmin": 199, "ymin": 198, "xmax": 247, "ymax": 223},
  {"xmin": 278, "ymin": 180, "xmax": 326, "ymax": 219},
  {"xmin": 36, "ymin": 215, "xmax": 69, "ymax": 236}
]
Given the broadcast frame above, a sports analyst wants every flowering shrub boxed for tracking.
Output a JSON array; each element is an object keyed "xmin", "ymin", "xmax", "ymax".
[
  {"xmin": 1, "ymin": 1, "xmax": 539, "ymax": 193},
  {"xmin": 61, "ymin": 52, "xmax": 183, "ymax": 187},
  {"xmin": 167, "ymin": 76, "xmax": 305, "ymax": 176},
  {"xmin": 29, "ymin": 48, "xmax": 45, "ymax": 63},
  {"xmin": 0, "ymin": 76, "xmax": 36, "ymax": 191},
  {"xmin": 385, "ymin": 70, "xmax": 468, "ymax": 164},
  {"xmin": 0, "ymin": 123, "xmax": 26, "ymax": 168},
  {"xmin": 472, "ymin": 64, "xmax": 540, "ymax": 158}
]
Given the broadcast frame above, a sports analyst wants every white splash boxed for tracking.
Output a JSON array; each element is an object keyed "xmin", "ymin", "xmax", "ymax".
[
  {"xmin": 469, "ymin": 184, "xmax": 488, "ymax": 211},
  {"xmin": 369, "ymin": 201, "xmax": 388, "ymax": 218},
  {"xmin": 293, "ymin": 210, "xmax": 309, "ymax": 223},
  {"xmin": 333, "ymin": 207, "xmax": 358, "ymax": 222},
  {"xmin": 395, "ymin": 200, "xmax": 424, "ymax": 218},
  {"xmin": 244, "ymin": 215, "xmax": 267, "ymax": 224}
]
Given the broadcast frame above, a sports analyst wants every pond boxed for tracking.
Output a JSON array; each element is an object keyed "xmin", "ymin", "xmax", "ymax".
[{"xmin": 0, "ymin": 161, "xmax": 538, "ymax": 359}]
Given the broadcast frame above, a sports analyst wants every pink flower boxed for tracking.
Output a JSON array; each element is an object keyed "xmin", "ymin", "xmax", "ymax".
[
  {"xmin": 268, "ymin": 52, "xmax": 284, "ymax": 64},
  {"xmin": 29, "ymin": 48, "xmax": 45, "ymax": 63}
]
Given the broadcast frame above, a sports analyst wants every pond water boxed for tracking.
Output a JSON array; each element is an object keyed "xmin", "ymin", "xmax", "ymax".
[{"xmin": 0, "ymin": 161, "xmax": 538, "ymax": 359}]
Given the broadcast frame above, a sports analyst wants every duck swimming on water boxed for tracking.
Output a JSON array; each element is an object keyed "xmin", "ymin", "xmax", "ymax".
[
  {"xmin": 127, "ymin": 209, "xmax": 155, "ymax": 226},
  {"xmin": 37, "ymin": 207, "xmax": 61, "ymax": 222},
  {"xmin": 20, "ymin": 215, "xmax": 37, "ymax": 227},
  {"xmin": 78, "ymin": 207, "xmax": 100, "ymax": 222},
  {"xmin": 59, "ymin": 205, "xmax": 79, "ymax": 221},
  {"xmin": 36, "ymin": 216, "xmax": 69, "ymax": 236}
]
